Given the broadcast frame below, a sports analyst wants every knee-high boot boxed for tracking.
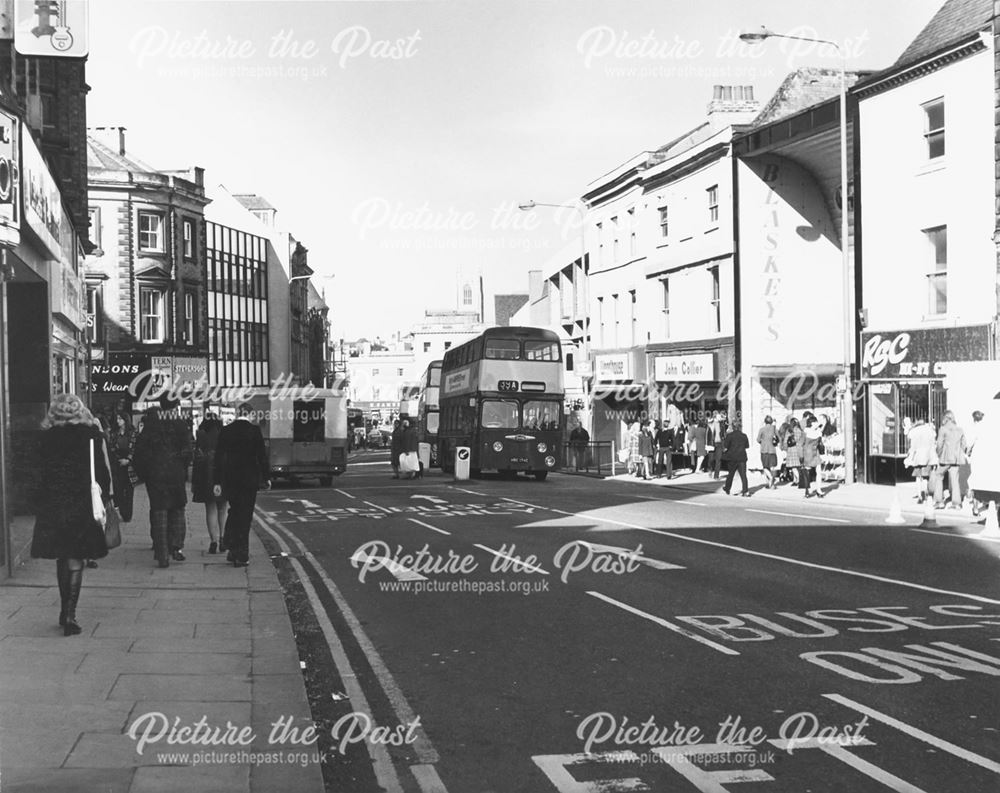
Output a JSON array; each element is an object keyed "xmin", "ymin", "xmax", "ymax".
[
  {"xmin": 64, "ymin": 563, "xmax": 83, "ymax": 636},
  {"xmin": 56, "ymin": 558, "xmax": 70, "ymax": 627}
]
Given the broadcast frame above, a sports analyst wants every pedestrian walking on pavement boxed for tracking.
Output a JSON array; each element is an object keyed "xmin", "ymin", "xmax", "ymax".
[
  {"xmin": 570, "ymin": 421, "xmax": 590, "ymax": 472},
  {"xmin": 961, "ymin": 410, "xmax": 983, "ymax": 509},
  {"xmin": 801, "ymin": 415, "xmax": 825, "ymax": 498},
  {"xmin": 192, "ymin": 413, "xmax": 228, "ymax": 554},
  {"xmin": 722, "ymin": 420, "xmax": 751, "ymax": 496},
  {"xmin": 637, "ymin": 422, "xmax": 655, "ymax": 480},
  {"xmin": 132, "ymin": 394, "xmax": 193, "ymax": 568},
  {"xmin": 707, "ymin": 412, "xmax": 727, "ymax": 479},
  {"xmin": 213, "ymin": 402, "xmax": 270, "ymax": 568},
  {"xmin": 688, "ymin": 420, "xmax": 708, "ymax": 474},
  {"xmin": 783, "ymin": 417, "xmax": 803, "ymax": 487},
  {"xmin": 627, "ymin": 422, "xmax": 642, "ymax": 477},
  {"xmin": 904, "ymin": 417, "xmax": 937, "ymax": 504},
  {"xmin": 29, "ymin": 393, "xmax": 113, "ymax": 636},
  {"xmin": 933, "ymin": 411, "xmax": 967, "ymax": 510},
  {"xmin": 654, "ymin": 420, "xmax": 674, "ymax": 478},
  {"xmin": 389, "ymin": 420, "xmax": 403, "ymax": 479},
  {"xmin": 757, "ymin": 415, "xmax": 780, "ymax": 489},
  {"xmin": 107, "ymin": 411, "xmax": 137, "ymax": 523}
]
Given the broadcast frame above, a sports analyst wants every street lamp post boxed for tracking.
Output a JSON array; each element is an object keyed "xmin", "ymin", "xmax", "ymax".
[
  {"xmin": 518, "ymin": 200, "xmax": 591, "ymax": 425},
  {"xmin": 740, "ymin": 27, "xmax": 855, "ymax": 484}
]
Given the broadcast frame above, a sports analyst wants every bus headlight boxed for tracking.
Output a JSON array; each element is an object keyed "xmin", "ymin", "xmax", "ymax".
[
  {"xmin": 544, "ymin": 456, "xmax": 556, "ymax": 467},
  {"xmin": 536, "ymin": 443, "xmax": 547, "ymax": 453},
  {"xmin": 493, "ymin": 441, "xmax": 504, "ymax": 452}
]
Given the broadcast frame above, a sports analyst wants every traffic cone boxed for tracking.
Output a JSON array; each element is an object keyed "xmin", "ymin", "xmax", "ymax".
[
  {"xmin": 979, "ymin": 501, "xmax": 1000, "ymax": 538},
  {"xmin": 884, "ymin": 492, "xmax": 906, "ymax": 525},
  {"xmin": 919, "ymin": 500, "xmax": 938, "ymax": 528}
]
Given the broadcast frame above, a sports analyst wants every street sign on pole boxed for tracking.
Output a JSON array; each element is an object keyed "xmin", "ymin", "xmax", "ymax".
[{"xmin": 14, "ymin": 0, "xmax": 89, "ymax": 57}]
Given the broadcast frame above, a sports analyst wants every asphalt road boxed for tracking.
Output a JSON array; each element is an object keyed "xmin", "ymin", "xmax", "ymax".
[{"xmin": 254, "ymin": 450, "xmax": 1000, "ymax": 793}]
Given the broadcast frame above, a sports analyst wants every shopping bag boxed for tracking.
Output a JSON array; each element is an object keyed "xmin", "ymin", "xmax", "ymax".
[
  {"xmin": 104, "ymin": 500, "xmax": 122, "ymax": 550},
  {"xmin": 90, "ymin": 439, "xmax": 106, "ymax": 529},
  {"xmin": 399, "ymin": 452, "xmax": 420, "ymax": 473}
]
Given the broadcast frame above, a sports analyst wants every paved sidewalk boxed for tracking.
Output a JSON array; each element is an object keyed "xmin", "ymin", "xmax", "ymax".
[
  {"xmin": 0, "ymin": 486, "xmax": 324, "ymax": 793},
  {"xmin": 604, "ymin": 468, "xmax": 991, "ymax": 527}
]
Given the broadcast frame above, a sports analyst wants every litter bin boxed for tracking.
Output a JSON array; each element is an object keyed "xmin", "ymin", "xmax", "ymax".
[
  {"xmin": 454, "ymin": 446, "xmax": 471, "ymax": 481},
  {"xmin": 418, "ymin": 442, "xmax": 431, "ymax": 472}
]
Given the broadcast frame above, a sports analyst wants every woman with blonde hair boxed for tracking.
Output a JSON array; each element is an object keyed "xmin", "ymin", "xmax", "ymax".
[{"xmin": 30, "ymin": 393, "xmax": 112, "ymax": 636}]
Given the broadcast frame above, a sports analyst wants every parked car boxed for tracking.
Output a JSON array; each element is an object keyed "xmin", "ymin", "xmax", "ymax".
[{"xmin": 367, "ymin": 428, "xmax": 390, "ymax": 448}]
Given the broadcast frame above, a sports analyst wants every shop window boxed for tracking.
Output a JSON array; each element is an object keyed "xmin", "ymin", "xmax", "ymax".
[
  {"xmin": 925, "ymin": 226, "xmax": 947, "ymax": 315},
  {"xmin": 923, "ymin": 98, "xmax": 945, "ymax": 159},
  {"xmin": 139, "ymin": 287, "xmax": 165, "ymax": 342},
  {"xmin": 138, "ymin": 211, "xmax": 164, "ymax": 252},
  {"xmin": 868, "ymin": 381, "xmax": 948, "ymax": 458}
]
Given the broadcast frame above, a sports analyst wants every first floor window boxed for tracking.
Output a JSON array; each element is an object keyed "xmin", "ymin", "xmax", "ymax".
[
  {"xmin": 708, "ymin": 265, "xmax": 721, "ymax": 332},
  {"xmin": 138, "ymin": 211, "xmax": 164, "ymax": 252},
  {"xmin": 183, "ymin": 218, "xmax": 195, "ymax": 259},
  {"xmin": 184, "ymin": 292, "xmax": 195, "ymax": 344},
  {"xmin": 925, "ymin": 225, "xmax": 947, "ymax": 314},
  {"xmin": 707, "ymin": 185, "xmax": 719, "ymax": 224},
  {"xmin": 923, "ymin": 98, "xmax": 945, "ymax": 160},
  {"xmin": 661, "ymin": 277, "xmax": 670, "ymax": 338},
  {"xmin": 140, "ymin": 287, "xmax": 165, "ymax": 342},
  {"xmin": 658, "ymin": 206, "xmax": 669, "ymax": 238}
]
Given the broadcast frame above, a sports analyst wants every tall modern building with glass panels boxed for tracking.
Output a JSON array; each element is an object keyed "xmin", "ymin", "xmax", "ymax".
[{"xmin": 207, "ymin": 221, "xmax": 270, "ymax": 387}]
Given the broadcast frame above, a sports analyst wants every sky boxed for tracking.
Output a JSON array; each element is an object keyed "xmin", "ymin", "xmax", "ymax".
[{"xmin": 86, "ymin": 0, "xmax": 945, "ymax": 340}]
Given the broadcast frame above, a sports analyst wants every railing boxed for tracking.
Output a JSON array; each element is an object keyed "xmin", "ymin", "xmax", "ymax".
[{"xmin": 561, "ymin": 441, "xmax": 617, "ymax": 477}]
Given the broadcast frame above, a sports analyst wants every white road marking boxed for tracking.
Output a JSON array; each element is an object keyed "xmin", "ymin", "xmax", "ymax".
[
  {"xmin": 280, "ymin": 498, "xmax": 321, "ymax": 509},
  {"xmin": 254, "ymin": 512, "xmax": 444, "ymax": 772},
  {"xmin": 251, "ymin": 516, "xmax": 405, "ymax": 793},
  {"xmin": 575, "ymin": 541, "xmax": 684, "ymax": 571},
  {"xmin": 451, "ymin": 486, "xmax": 488, "ymax": 496},
  {"xmin": 363, "ymin": 500, "xmax": 393, "ymax": 513},
  {"xmin": 586, "ymin": 591, "xmax": 740, "ymax": 656},
  {"xmin": 335, "ymin": 489, "xmax": 356, "ymax": 500},
  {"xmin": 745, "ymin": 508, "xmax": 850, "ymax": 524},
  {"xmin": 410, "ymin": 763, "xmax": 449, "ymax": 793},
  {"xmin": 408, "ymin": 518, "xmax": 451, "ymax": 536},
  {"xmin": 349, "ymin": 549, "xmax": 427, "ymax": 582},
  {"xmin": 824, "ymin": 693, "xmax": 1000, "ymax": 775},
  {"xmin": 911, "ymin": 528, "xmax": 1000, "ymax": 543},
  {"xmin": 500, "ymin": 498, "xmax": 1000, "ymax": 606},
  {"xmin": 411, "ymin": 495, "xmax": 448, "ymax": 504},
  {"xmin": 472, "ymin": 543, "xmax": 550, "ymax": 575},
  {"xmin": 768, "ymin": 737, "xmax": 928, "ymax": 793}
]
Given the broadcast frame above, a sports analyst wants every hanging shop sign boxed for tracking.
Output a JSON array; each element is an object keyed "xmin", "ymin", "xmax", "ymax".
[
  {"xmin": 0, "ymin": 111, "xmax": 20, "ymax": 248},
  {"xmin": 21, "ymin": 130, "xmax": 62, "ymax": 259},
  {"xmin": 14, "ymin": 0, "xmax": 89, "ymax": 57},
  {"xmin": 860, "ymin": 325, "xmax": 992, "ymax": 379},
  {"xmin": 90, "ymin": 353, "xmax": 150, "ymax": 396}
]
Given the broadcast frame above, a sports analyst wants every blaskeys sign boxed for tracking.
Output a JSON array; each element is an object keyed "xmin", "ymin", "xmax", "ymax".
[{"xmin": 860, "ymin": 326, "xmax": 991, "ymax": 379}]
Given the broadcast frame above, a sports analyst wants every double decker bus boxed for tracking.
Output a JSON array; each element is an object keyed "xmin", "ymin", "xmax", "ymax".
[
  {"xmin": 416, "ymin": 360, "xmax": 442, "ymax": 466},
  {"xmin": 438, "ymin": 327, "xmax": 564, "ymax": 480}
]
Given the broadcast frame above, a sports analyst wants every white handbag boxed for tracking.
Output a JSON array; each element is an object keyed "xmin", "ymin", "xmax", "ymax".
[{"xmin": 90, "ymin": 438, "xmax": 106, "ymax": 529}]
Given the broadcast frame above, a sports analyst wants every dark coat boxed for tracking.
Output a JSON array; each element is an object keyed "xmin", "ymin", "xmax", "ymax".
[
  {"xmin": 31, "ymin": 424, "xmax": 111, "ymax": 560},
  {"xmin": 638, "ymin": 431, "xmax": 654, "ymax": 457},
  {"xmin": 722, "ymin": 430, "xmax": 750, "ymax": 463},
  {"xmin": 570, "ymin": 427, "xmax": 590, "ymax": 447},
  {"xmin": 132, "ymin": 409, "xmax": 192, "ymax": 510},
  {"xmin": 390, "ymin": 427, "xmax": 404, "ymax": 457},
  {"xmin": 191, "ymin": 419, "xmax": 223, "ymax": 503},
  {"xmin": 402, "ymin": 426, "xmax": 419, "ymax": 454},
  {"xmin": 655, "ymin": 428, "xmax": 674, "ymax": 449},
  {"xmin": 214, "ymin": 419, "xmax": 269, "ymax": 498}
]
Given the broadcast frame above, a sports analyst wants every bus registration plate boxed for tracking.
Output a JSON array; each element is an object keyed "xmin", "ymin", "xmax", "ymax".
[{"xmin": 498, "ymin": 380, "xmax": 519, "ymax": 392}]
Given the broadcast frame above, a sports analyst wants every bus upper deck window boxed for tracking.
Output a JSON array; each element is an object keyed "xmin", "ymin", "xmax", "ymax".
[
  {"xmin": 524, "ymin": 340, "xmax": 559, "ymax": 361},
  {"xmin": 485, "ymin": 339, "xmax": 520, "ymax": 360}
]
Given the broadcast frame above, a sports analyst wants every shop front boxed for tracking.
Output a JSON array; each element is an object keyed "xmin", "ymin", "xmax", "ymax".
[
  {"xmin": 590, "ymin": 349, "xmax": 647, "ymax": 446},
  {"xmin": 861, "ymin": 325, "xmax": 993, "ymax": 484},
  {"xmin": 647, "ymin": 340, "xmax": 735, "ymax": 427}
]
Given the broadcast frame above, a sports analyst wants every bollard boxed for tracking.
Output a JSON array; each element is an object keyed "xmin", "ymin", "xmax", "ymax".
[
  {"xmin": 918, "ymin": 500, "xmax": 938, "ymax": 529},
  {"xmin": 980, "ymin": 501, "xmax": 1000, "ymax": 538},
  {"xmin": 884, "ymin": 491, "xmax": 906, "ymax": 525},
  {"xmin": 454, "ymin": 446, "xmax": 471, "ymax": 481}
]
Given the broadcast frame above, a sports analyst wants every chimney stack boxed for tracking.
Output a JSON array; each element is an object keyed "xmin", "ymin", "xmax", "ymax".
[
  {"xmin": 89, "ymin": 126, "xmax": 127, "ymax": 156},
  {"xmin": 706, "ymin": 86, "xmax": 759, "ymax": 131}
]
